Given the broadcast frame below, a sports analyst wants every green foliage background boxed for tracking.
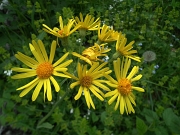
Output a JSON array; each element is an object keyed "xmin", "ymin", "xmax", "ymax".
[{"xmin": 0, "ymin": 0, "xmax": 180, "ymax": 134}]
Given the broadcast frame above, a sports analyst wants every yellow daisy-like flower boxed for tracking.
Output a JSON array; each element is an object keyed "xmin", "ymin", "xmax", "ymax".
[
  {"xmin": 74, "ymin": 13, "xmax": 100, "ymax": 31},
  {"xmin": 64, "ymin": 62, "xmax": 111, "ymax": 109},
  {"xmin": 98, "ymin": 24, "xmax": 119, "ymax": 43},
  {"xmin": 104, "ymin": 58, "xmax": 144, "ymax": 114},
  {"xmin": 114, "ymin": 34, "xmax": 141, "ymax": 62},
  {"xmin": 72, "ymin": 43, "xmax": 111, "ymax": 65},
  {"xmin": 11, "ymin": 40, "xmax": 73, "ymax": 101},
  {"xmin": 42, "ymin": 16, "xmax": 81, "ymax": 38}
]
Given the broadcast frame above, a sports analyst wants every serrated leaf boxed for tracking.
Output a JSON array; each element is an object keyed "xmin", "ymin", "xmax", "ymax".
[
  {"xmin": 136, "ymin": 117, "xmax": 147, "ymax": 135},
  {"xmin": 37, "ymin": 122, "xmax": 54, "ymax": 129}
]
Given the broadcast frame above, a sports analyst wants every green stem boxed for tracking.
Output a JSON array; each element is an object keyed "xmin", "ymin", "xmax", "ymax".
[
  {"xmin": 37, "ymin": 87, "xmax": 69, "ymax": 127},
  {"xmin": 144, "ymin": 80, "xmax": 169, "ymax": 89}
]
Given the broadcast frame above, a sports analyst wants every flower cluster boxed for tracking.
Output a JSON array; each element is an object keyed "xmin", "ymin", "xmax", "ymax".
[{"xmin": 11, "ymin": 13, "xmax": 144, "ymax": 114}]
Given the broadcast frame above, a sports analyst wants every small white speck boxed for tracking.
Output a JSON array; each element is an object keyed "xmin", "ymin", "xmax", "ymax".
[
  {"xmin": 102, "ymin": 56, "xmax": 109, "ymax": 62},
  {"xmin": 109, "ymin": 5, "xmax": 113, "ymax": 10},
  {"xmin": 4, "ymin": 70, "xmax": 12, "ymax": 76},
  {"xmin": 138, "ymin": 43, "xmax": 142, "ymax": 46},
  {"xmin": 70, "ymin": 108, "xmax": 74, "ymax": 114},
  {"xmin": 154, "ymin": 65, "xmax": 159, "ymax": 69},
  {"xmin": 76, "ymin": 38, "xmax": 81, "ymax": 43},
  {"xmin": 87, "ymin": 109, "xmax": 91, "ymax": 115},
  {"xmin": 130, "ymin": 8, "xmax": 134, "ymax": 12}
]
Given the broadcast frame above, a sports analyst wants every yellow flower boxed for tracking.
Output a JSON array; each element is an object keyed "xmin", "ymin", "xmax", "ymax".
[
  {"xmin": 98, "ymin": 24, "xmax": 119, "ymax": 43},
  {"xmin": 11, "ymin": 40, "xmax": 73, "ymax": 101},
  {"xmin": 114, "ymin": 34, "xmax": 141, "ymax": 62},
  {"xmin": 72, "ymin": 43, "xmax": 111, "ymax": 65},
  {"xmin": 64, "ymin": 62, "xmax": 111, "ymax": 109},
  {"xmin": 104, "ymin": 58, "xmax": 144, "ymax": 114},
  {"xmin": 42, "ymin": 16, "xmax": 81, "ymax": 38},
  {"xmin": 74, "ymin": 13, "xmax": 100, "ymax": 31}
]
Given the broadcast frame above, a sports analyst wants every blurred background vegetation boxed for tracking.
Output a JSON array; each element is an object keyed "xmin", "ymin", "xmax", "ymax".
[{"xmin": 0, "ymin": 0, "xmax": 180, "ymax": 135}]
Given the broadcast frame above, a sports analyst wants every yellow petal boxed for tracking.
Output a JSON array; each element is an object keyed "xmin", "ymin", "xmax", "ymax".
[
  {"xmin": 59, "ymin": 16, "xmax": 63, "ymax": 30},
  {"xmin": 108, "ymin": 92, "xmax": 119, "ymax": 105},
  {"xmin": 125, "ymin": 96, "xmax": 135, "ymax": 114},
  {"xmin": 92, "ymin": 80, "xmax": 110, "ymax": 91},
  {"xmin": 53, "ymin": 71, "xmax": 71, "ymax": 78},
  {"xmin": 49, "ymin": 40, "xmax": 56, "ymax": 63},
  {"xmin": 122, "ymin": 58, "xmax": 131, "ymax": 78},
  {"xmin": 63, "ymin": 71, "xmax": 78, "ymax": 80},
  {"xmin": 50, "ymin": 76, "xmax": 60, "ymax": 92},
  {"xmin": 17, "ymin": 52, "xmax": 38, "ymax": 65},
  {"xmin": 74, "ymin": 86, "xmax": 83, "ymax": 100},
  {"xmin": 103, "ymin": 73, "xmax": 118, "ymax": 85},
  {"xmin": 38, "ymin": 40, "xmax": 48, "ymax": 62},
  {"xmin": 105, "ymin": 89, "xmax": 118, "ymax": 97},
  {"xmin": 77, "ymin": 63, "xmax": 82, "ymax": 79},
  {"xmin": 105, "ymin": 81, "xmax": 118, "ymax": 88},
  {"xmin": 131, "ymin": 74, "xmax": 142, "ymax": 82},
  {"xmin": 92, "ymin": 62, "xmax": 107, "ymax": 73},
  {"xmin": 11, "ymin": 67, "xmax": 34, "ymax": 72},
  {"xmin": 128, "ymin": 94, "xmax": 136, "ymax": 106},
  {"xmin": 89, "ymin": 86, "xmax": 104, "ymax": 101},
  {"xmin": 82, "ymin": 64, "xmax": 87, "ymax": 76},
  {"xmin": 127, "ymin": 55, "xmax": 141, "ymax": 62},
  {"xmin": 32, "ymin": 80, "xmax": 44, "ymax": 101},
  {"xmin": 43, "ymin": 79, "xmax": 47, "ymax": 102},
  {"xmin": 17, "ymin": 77, "xmax": 39, "ymax": 90},
  {"xmin": 70, "ymin": 81, "xmax": 80, "ymax": 89},
  {"xmin": 114, "ymin": 95, "xmax": 120, "ymax": 110},
  {"xmin": 29, "ymin": 44, "xmax": 43, "ymax": 63},
  {"xmin": 87, "ymin": 62, "xmax": 99, "ymax": 73},
  {"xmin": 32, "ymin": 40, "xmax": 44, "ymax": 61},
  {"xmin": 120, "ymin": 96, "xmax": 125, "ymax": 114},
  {"xmin": 54, "ymin": 67, "xmax": 67, "ymax": 72},
  {"xmin": 91, "ymin": 85, "xmax": 105, "ymax": 97},
  {"xmin": 11, "ymin": 71, "xmax": 36, "ymax": 79},
  {"xmin": 88, "ymin": 92, "xmax": 95, "ymax": 109},
  {"xmin": 19, "ymin": 79, "xmax": 39, "ymax": 97},
  {"xmin": 47, "ymin": 79, "xmax": 52, "ymax": 101},
  {"xmin": 84, "ymin": 88, "xmax": 90, "ymax": 109},
  {"xmin": 132, "ymin": 86, "xmax": 144, "ymax": 92},
  {"xmin": 55, "ymin": 60, "xmax": 73, "ymax": 68},
  {"xmin": 15, "ymin": 53, "xmax": 36, "ymax": 69},
  {"xmin": 127, "ymin": 66, "xmax": 138, "ymax": 80},
  {"xmin": 53, "ymin": 52, "xmax": 69, "ymax": 67}
]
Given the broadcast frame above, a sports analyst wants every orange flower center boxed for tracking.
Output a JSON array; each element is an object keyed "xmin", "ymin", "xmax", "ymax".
[
  {"xmin": 58, "ymin": 30, "xmax": 64, "ymax": 35},
  {"xmin": 36, "ymin": 62, "xmax": 54, "ymax": 79},
  {"xmin": 118, "ymin": 78, "xmax": 132, "ymax": 96},
  {"xmin": 80, "ymin": 76, "xmax": 92, "ymax": 87}
]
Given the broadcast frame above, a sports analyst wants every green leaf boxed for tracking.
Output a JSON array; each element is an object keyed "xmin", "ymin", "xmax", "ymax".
[
  {"xmin": 100, "ymin": 111, "xmax": 106, "ymax": 123},
  {"xmin": 0, "ymin": 14, "xmax": 8, "ymax": 23},
  {"xmin": 37, "ymin": 122, "xmax": 54, "ymax": 129},
  {"xmin": 37, "ymin": 31, "xmax": 46, "ymax": 40},
  {"xmin": 142, "ymin": 108, "xmax": 159, "ymax": 123},
  {"xmin": 155, "ymin": 126, "xmax": 168, "ymax": 135},
  {"xmin": 163, "ymin": 108, "xmax": 180, "ymax": 134},
  {"xmin": 92, "ymin": 112, "xmax": 99, "ymax": 122},
  {"xmin": 136, "ymin": 117, "xmax": 147, "ymax": 135}
]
